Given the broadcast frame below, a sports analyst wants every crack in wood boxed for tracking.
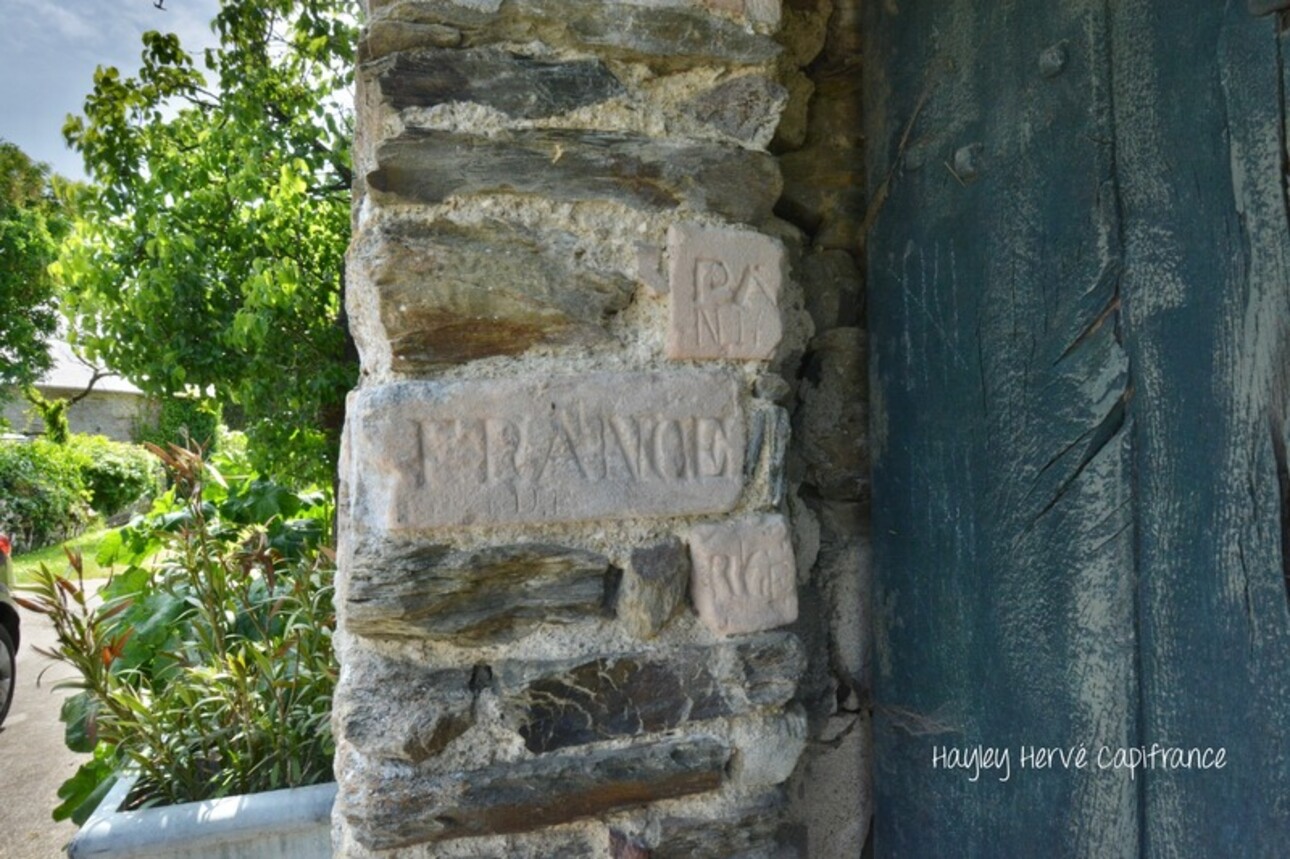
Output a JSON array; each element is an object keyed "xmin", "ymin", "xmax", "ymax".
[{"xmin": 1267, "ymin": 415, "xmax": 1290, "ymax": 610}]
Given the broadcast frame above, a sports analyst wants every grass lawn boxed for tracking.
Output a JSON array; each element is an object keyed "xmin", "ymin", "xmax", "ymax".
[{"xmin": 11, "ymin": 525, "xmax": 116, "ymax": 584}]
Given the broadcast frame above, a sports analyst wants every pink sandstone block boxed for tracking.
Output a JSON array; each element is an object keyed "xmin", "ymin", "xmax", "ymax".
[
  {"xmin": 667, "ymin": 223, "xmax": 786, "ymax": 361},
  {"xmin": 688, "ymin": 514, "xmax": 798, "ymax": 636},
  {"xmin": 348, "ymin": 371, "xmax": 746, "ymax": 530}
]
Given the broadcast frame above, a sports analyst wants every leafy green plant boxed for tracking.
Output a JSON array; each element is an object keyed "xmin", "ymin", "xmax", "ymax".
[
  {"xmin": 17, "ymin": 443, "xmax": 336, "ymax": 822},
  {"xmin": 0, "ymin": 438, "xmax": 92, "ymax": 549},
  {"xmin": 133, "ymin": 397, "xmax": 221, "ymax": 455},
  {"xmin": 65, "ymin": 434, "xmax": 160, "ymax": 518}
]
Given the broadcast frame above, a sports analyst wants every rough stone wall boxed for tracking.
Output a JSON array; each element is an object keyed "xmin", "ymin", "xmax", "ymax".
[
  {"xmin": 2, "ymin": 390, "xmax": 158, "ymax": 443},
  {"xmin": 337, "ymin": 1, "xmax": 868, "ymax": 856},
  {"xmin": 772, "ymin": 1, "xmax": 871, "ymax": 854}
]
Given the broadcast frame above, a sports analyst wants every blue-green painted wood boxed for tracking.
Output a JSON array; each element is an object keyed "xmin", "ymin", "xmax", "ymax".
[{"xmin": 865, "ymin": 2, "xmax": 1290, "ymax": 855}]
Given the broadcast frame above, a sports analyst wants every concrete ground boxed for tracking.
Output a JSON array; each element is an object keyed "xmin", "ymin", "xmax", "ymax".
[{"xmin": 0, "ymin": 603, "xmax": 91, "ymax": 858}]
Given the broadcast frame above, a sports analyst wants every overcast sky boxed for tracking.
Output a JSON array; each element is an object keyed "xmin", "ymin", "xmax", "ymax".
[{"xmin": 0, "ymin": 0, "xmax": 221, "ymax": 180}]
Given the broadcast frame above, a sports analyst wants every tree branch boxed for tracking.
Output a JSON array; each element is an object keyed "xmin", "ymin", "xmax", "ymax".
[{"xmin": 66, "ymin": 351, "xmax": 118, "ymax": 406}]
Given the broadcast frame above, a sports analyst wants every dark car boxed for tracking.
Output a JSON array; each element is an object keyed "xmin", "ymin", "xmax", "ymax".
[{"xmin": 0, "ymin": 533, "xmax": 19, "ymax": 727}]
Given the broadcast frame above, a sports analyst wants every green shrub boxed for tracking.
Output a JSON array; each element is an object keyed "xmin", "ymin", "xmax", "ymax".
[
  {"xmin": 210, "ymin": 428, "xmax": 253, "ymax": 481},
  {"xmin": 134, "ymin": 397, "xmax": 221, "ymax": 454},
  {"xmin": 18, "ymin": 443, "xmax": 335, "ymax": 821},
  {"xmin": 65, "ymin": 435, "xmax": 160, "ymax": 518},
  {"xmin": 0, "ymin": 439, "xmax": 91, "ymax": 550}
]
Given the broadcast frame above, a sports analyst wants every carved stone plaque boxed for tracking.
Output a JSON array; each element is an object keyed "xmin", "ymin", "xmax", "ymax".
[
  {"xmin": 349, "ymin": 371, "xmax": 745, "ymax": 530},
  {"xmin": 688, "ymin": 514, "xmax": 797, "ymax": 636},
  {"xmin": 667, "ymin": 223, "xmax": 786, "ymax": 361}
]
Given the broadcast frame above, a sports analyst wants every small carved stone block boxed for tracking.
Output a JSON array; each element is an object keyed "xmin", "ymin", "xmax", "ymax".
[
  {"xmin": 667, "ymin": 223, "xmax": 786, "ymax": 361},
  {"xmin": 688, "ymin": 514, "xmax": 797, "ymax": 636}
]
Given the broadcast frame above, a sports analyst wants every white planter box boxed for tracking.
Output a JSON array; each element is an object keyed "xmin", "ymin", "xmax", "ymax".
[{"xmin": 67, "ymin": 774, "xmax": 336, "ymax": 858}]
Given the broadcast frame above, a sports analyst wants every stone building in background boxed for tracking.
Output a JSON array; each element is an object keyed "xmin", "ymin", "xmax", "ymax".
[
  {"xmin": 1, "ymin": 339, "xmax": 158, "ymax": 443},
  {"xmin": 335, "ymin": 1, "xmax": 868, "ymax": 855}
]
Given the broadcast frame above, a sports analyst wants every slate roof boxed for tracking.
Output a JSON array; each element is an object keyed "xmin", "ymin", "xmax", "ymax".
[{"xmin": 36, "ymin": 340, "xmax": 144, "ymax": 397}]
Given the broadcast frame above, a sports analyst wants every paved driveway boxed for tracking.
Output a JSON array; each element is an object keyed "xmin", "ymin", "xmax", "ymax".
[{"xmin": 0, "ymin": 603, "xmax": 90, "ymax": 858}]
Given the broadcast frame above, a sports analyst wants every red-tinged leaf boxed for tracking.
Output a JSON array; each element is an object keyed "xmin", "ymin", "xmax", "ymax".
[
  {"xmin": 63, "ymin": 546, "xmax": 84, "ymax": 573},
  {"xmin": 142, "ymin": 441, "xmax": 169, "ymax": 461},
  {"xmin": 97, "ymin": 599, "xmax": 133, "ymax": 621},
  {"xmin": 109, "ymin": 629, "xmax": 135, "ymax": 658},
  {"xmin": 13, "ymin": 595, "xmax": 49, "ymax": 614}
]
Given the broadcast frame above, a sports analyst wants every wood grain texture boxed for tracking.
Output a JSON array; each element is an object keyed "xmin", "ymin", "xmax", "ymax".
[{"xmin": 865, "ymin": 1, "xmax": 1290, "ymax": 855}]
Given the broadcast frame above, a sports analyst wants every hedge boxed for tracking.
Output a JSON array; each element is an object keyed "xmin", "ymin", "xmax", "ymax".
[
  {"xmin": 0, "ymin": 435, "xmax": 160, "ymax": 551},
  {"xmin": 0, "ymin": 439, "xmax": 91, "ymax": 550}
]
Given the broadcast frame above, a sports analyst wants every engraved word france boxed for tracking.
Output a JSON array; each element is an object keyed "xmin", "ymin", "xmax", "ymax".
[
  {"xmin": 667, "ymin": 223, "xmax": 785, "ymax": 361},
  {"xmin": 352, "ymin": 372, "xmax": 746, "ymax": 529},
  {"xmin": 689, "ymin": 514, "xmax": 797, "ymax": 636}
]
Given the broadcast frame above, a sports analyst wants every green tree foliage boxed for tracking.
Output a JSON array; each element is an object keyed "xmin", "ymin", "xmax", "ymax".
[
  {"xmin": 133, "ymin": 395, "xmax": 222, "ymax": 453},
  {"xmin": 0, "ymin": 438, "xmax": 92, "ymax": 550},
  {"xmin": 57, "ymin": 1, "xmax": 358, "ymax": 484},
  {"xmin": 0, "ymin": 142, "xmax": 69, "ymax": 402}
]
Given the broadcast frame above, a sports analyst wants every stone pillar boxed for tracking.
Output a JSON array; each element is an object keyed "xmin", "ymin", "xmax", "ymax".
[{"xmin": 337, "ymin": 1, "xmax": 865, "ymax": 855}]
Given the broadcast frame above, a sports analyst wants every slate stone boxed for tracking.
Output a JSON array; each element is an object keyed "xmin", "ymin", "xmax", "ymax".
[
  {"xmin": 652, "ymin": 789, "xmax": 794, "ymax": 859},
  {"xmin": 515, "ymin": 658, "xmax": 728, "ymax": 753},
  {"xmin": 797, "ymin": 327, "xmax": 867, "ymax": 501},
  {"xmin": 341, "ymin": 736, "xmax": 730, "ymax": 850},
  {"xmin": 336, "ymin": 649, "xmax": 475, "ymax": 763},
  {"xmin": 746, "ymin": 404, "xmax": 791, "ymax": 508},
  {"xmin": 358, "ymin": 21, "xmax": 462, "ymax": 61},
  {"xmin": 800, "ymin": 250, "xmax": 862, "ymax": 332},
  {"xmin": 349, "ymin": 217, "xmax": 633, "ymax": 368},
  {"xmin": 374, "ymin": 47, "xmax": 623, "ymax": 117},
  {"xmin": 616, "ymin": 537, "xmax": 690, "ymax": 639},
  {"xmin": 367, "ymin": 129, "xmax": 782, "ymax": 224},
  {"xmin": 495, "ymin": 634, "xmax": 805, "ymax": 753},
  {"xmin": 365, "ymin": 0, "xmax": 503, "ymax": 28},
  {"xmin": 346, "ymin": 542, "xmax": 614, "ymax": 642},
  {"xmin": 610, "ymin": 829, "xmax": 654, "ymax": 859},
  {"xmin": 552, "ymin": 2, "xmax": 780, "ymax": 64},
  {"xmin": 684, "ymin": 75, "xmax": 789, "ymax": 146},
  {"xmin": 734, "ymin": 635, "xmax": 806, "ymax": 707},
  {"xmin": 363, "ymin": 0, "xmax": 781, "ymax": 65}
]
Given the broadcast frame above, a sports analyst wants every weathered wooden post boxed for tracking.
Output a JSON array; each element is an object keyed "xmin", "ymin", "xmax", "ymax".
[{"xmin": 866, "ymin": 1, "xmax": 1290, "ymax": 854}]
